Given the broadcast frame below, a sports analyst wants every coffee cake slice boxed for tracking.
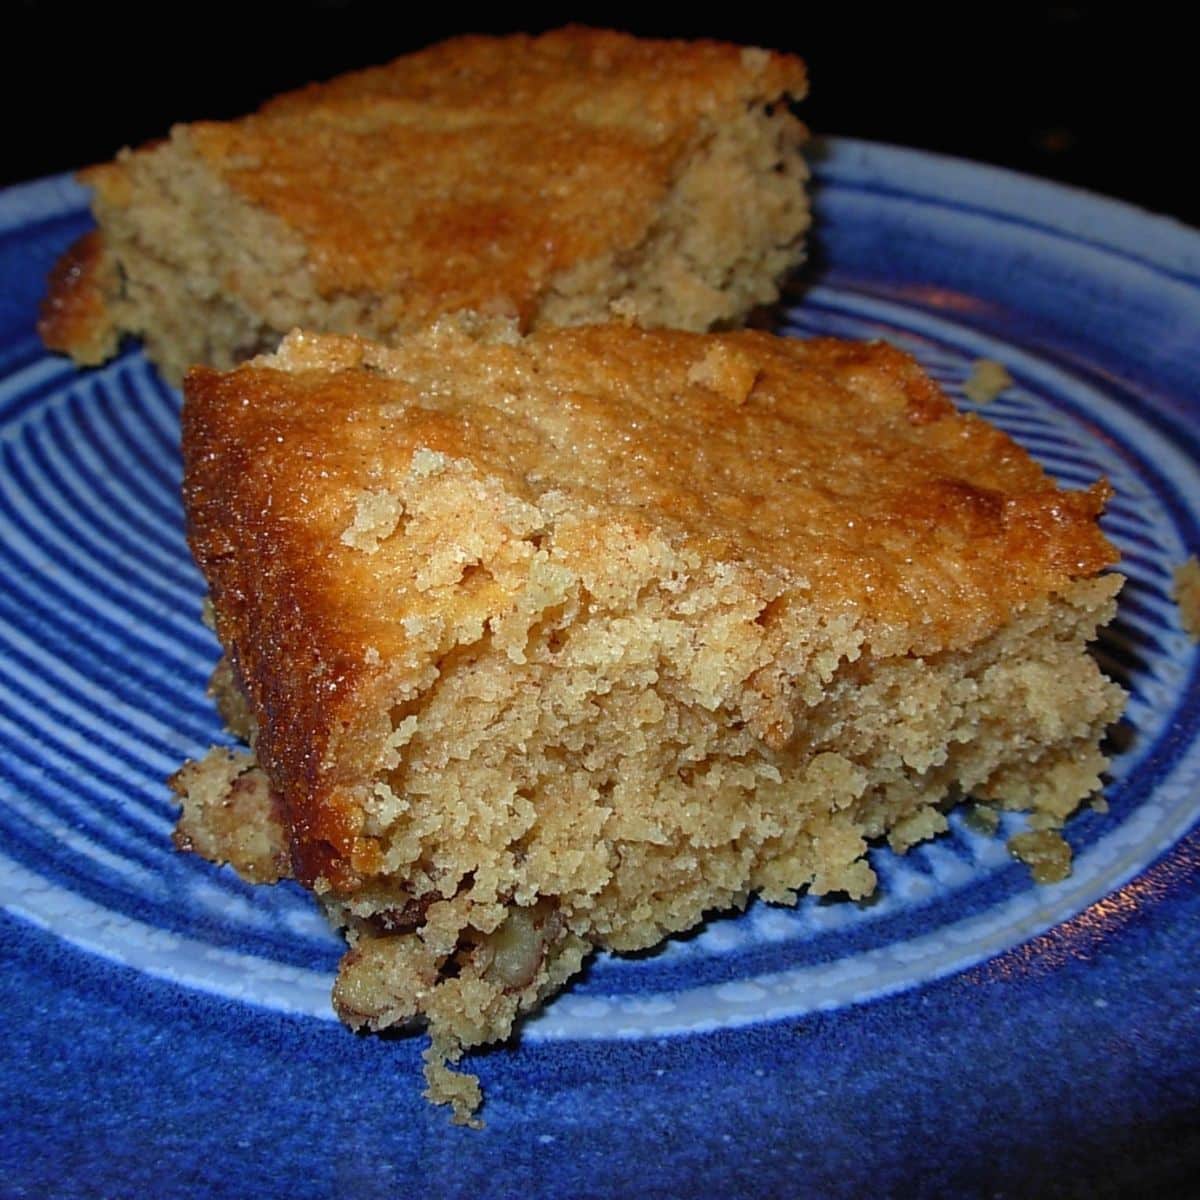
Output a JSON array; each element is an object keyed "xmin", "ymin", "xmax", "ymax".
[
  {"xmin": 40, "ymin": 28, "xmax": 809, "ymax": 383},
  {"xmin": 176, "ymin": 320, "xmax": 1124, "ymax": 1121}
]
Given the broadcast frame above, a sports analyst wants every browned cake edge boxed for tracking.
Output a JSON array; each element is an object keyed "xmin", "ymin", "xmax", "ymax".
[{"xmin": 38, "ymin": 229, "xmax": 120, "ymax": 364}]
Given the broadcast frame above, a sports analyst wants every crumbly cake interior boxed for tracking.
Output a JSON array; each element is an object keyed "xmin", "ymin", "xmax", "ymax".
[
  {"xmin": 178, "ymin": 574, "xmax": 1120, "ymax": 1119},
  {"xmin": 40, "ymin": 30, "xmax": 809, "ymax": 383},
  {"xmin": 174, "ymin": 323, "xmax": 1124, "ymax": 1123}
]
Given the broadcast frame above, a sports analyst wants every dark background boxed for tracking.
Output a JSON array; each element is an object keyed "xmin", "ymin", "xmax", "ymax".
[{"xmin": 4, "ymin": 3, "xmax": 1193, "ymax": 226}]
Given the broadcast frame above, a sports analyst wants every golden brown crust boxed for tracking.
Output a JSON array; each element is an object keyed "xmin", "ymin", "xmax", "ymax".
[
  {"xmin": 37, "ymin": 230, "xmax": 120, "ymax": 363},
  {"xmin": 182, "ymin": 322, "xmax": 1117, "ymax": 890},
  {"xmin": 184, "ymin": 29, "xmax": 807, "ymax": 323},
  {"xmin": 262, "ymin": 28, "xmax": 807, "ymax": 121}
]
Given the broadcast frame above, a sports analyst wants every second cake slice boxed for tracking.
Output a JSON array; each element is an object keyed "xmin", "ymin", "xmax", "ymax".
[{"xmin": 41, "ymin": 28, "xmax": 810, "ymax": 381}]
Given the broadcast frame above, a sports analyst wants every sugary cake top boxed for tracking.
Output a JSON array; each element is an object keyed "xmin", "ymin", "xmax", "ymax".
[
  {"xmin": 186, "ymin": 322, "xmax": 1114, "ymax": 658},
  {"xmin": 89, "ymin": 28, "xmax": 807, "ymax": 327},
  {"xmin": 183, "ymin": 322, "xmax": 1115, "ymax": 885},
  {"xmin": 261, "ymin": 27, "xmax": 806, "ymax": 125}
]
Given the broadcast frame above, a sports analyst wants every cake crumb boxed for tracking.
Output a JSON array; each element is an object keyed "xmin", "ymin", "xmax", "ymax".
[
  {"xmin": 1090, "ymin": 795, "xmax": 1110, "ymax": 814},
  {"xmin": 1172, "ymin": 556, "xmax": 1200, "ymax": 640},
  {"xmin": 170, "ymin": 747, "xmax": 290, "ymax": 883},
  {"xmin": 687, "ymin": 343, "xmax": 761, "ymax": 405},
  {"xmin": 963, "ymin": 359, "xmax": 1013, "ymax": 405},
  {"xmin": 411, "ymin": 448, "xmax": 450, "ymax": 478},
  {"xmin": 888, "ymin": 805, "xmax": 948, "ymax": 852},
  {"xmin": 423, "ymin": 1044, "xmax": 484, "ymax": 1129},
  {"xmin": 341, "ymin": 489, "xmax": 403, "ymax": 553},
  {"xmin": 207, "ymin": 653, "xmax": 257, "ymax": 743},
  {"xmin": 739, "ymin": 46, "xmax": 772, "ymax": 73},
  {"xmin": 1007, "ymin": 828, "xmax": 1072, "ymax": 883}
]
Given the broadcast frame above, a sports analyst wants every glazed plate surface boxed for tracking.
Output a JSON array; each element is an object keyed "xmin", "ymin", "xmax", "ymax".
[{"xmin": 2, "ymin": 140, "xmax": 1198, "ymax": 1198}]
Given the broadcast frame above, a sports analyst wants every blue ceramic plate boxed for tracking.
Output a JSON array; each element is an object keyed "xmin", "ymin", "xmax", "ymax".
[{"xmin": 2, "ymin": 141, "xmax": 1198, "ymax": 1198}]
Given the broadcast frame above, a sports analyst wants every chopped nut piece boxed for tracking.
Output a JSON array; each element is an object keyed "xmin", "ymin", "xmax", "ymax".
[
  {"xmin": 478, "ymin": 901, "xmax": 562, "ymax": 992},
  {"xmin": 965, "ymin": 804, "xmax": 1001, "ymax": 835}
]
